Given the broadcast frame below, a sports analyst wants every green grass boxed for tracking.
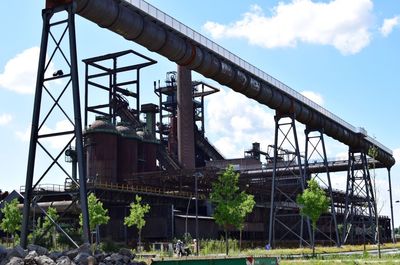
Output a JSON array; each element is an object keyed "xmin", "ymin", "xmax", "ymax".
[{"xmin": 238, "ymin": 242, "xmax": 400, "ymax": 257}]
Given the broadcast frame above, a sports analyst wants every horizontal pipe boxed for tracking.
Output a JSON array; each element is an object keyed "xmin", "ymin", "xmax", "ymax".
[{"xmin": 74, "ymin": 0, "xmax": 395, "ymax": 168}]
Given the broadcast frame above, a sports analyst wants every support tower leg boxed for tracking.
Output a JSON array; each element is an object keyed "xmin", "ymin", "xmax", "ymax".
[
  {"xmin": 303, "ymin": 128, "xmax": 340, "ymax": 246},
  {"xmin": 268, "ymin": 113, "xmax": 311, "ymax": 248},
  {"xmin": 342, "ymin": 149, "xmax": 376, "ymax": 245},
  {"xmin": 21, "ymin": 3, "xmax": 90, "ymax": 248}
]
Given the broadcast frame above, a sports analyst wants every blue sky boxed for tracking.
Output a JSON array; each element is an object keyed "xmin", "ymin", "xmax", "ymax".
[{"xmin": 1, "ymin": 0, "xmax": 400, "ymax": 226}]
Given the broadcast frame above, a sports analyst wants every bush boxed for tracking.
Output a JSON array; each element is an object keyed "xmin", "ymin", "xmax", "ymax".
[{"xmin": 200, "ymin": 238, "xmax": 239, "ymax": 255}]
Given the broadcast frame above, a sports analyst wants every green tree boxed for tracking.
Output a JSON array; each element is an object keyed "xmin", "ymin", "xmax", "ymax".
[
  {"xmin": 42, "ymin": 207, "xmax": 59, "ymax": 249},
  {"xmin": 210, "ymin": 165, "xmax": 255, "ymax": 255},
  {"xmin": 0, "ymin": 198, "xmax": 22, "ymax": 247},
  {"xmin": 124, "ymin": 195, "xmax": 150, "ymax": 251},
  {"xmin": 30, "ymin": 206, "xmax": 59, "ymax": 249},
  {"xmin": 80, "ymin": 193, "xmax": 110, "ymax": 243},
  {"xmin": 296, "ymin": 178, "xmax": 330, "ymax": 257}
]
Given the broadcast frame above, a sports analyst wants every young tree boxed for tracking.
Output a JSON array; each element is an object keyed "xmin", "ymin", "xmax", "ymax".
[
  {"xmin": 296, "ymin": 178, "xmax": 329, "ymax": 257},
  {"xmin": 124, "ymin": 195, "xmax": 150, "ymax": 251},
  {"xmin": 30, "ymin": 206, "xmax": 59, "ymax": 249},
  {"xmin": 80, "ymin": 193, "xmax": 110, "ymax": 243},
  {"xmin": 0, "ymin": 198, "xmax": 22, "ymax": 247},
  {"xmin": 210, "ymin": 165, "xmax": 255, "ymax": 255},
  {"xmin": 42, "ymin": 206, "xmax": 59, "ymax": 249}
]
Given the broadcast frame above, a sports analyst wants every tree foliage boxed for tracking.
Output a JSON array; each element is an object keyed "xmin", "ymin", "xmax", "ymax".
[
  {"xmin": 297, "ymin": 179, "xmax": 330, "ymax": 229},
  {"xmin": 30, "ymin": 206, "xmax": 59, "ymax": 249},
  {"xmin": 297, "ymin": 178, "xmax": 329, "ymax": 255},
  {"xmin": 210, "ymin": 165, "xmax": 255, "ymax": 255},
  {"xmin": 80, "ymin": 193, "xmax": 110, "ymax": 231},
  {"xmin": 124, "ymin": 195, "xmax": 150, "ymax": 249},
  {"xmin": 0, "ymin": 198, "xmax": 22, "ymax": 246}
]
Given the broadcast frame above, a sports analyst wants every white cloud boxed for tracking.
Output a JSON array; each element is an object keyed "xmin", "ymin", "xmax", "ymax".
[
  {"xmin": 0, "ymin": 47, "xmax": 40, "ymax": 94},
  {"xmin": 301, "ymin": 90, "xmax": 324, "ymax": 106},
  {"xmin": 0, "ymin": 113, "xmax": 12, "ymax": 126},
  {"xmin": 16, "ymin": 120, "xmax": 74, "ymax": 149},
  {"xmin": 16, "ymin": 126, "xmax": 31, "ymax": 142},
  {"xmin": 206, "ymin": 88, "xmax": 275, "ymax": 159},
  {"xmin": 393, "ymin": 148, "xmax": 400, "ymax": 162},
  {"xmin": 334, "ymin": 151, "xmax": 348, "ymax": 161},
  {"xmin": 203, "ymin": 0, "xmax": 374, "ymax": 55},
  {"xmin": 0, "ymin": 47, "xmax": 57, "ymax": 94},
  {"xmin": 380, "ymin": 16, "xmax": 399, "ymax": 37}
]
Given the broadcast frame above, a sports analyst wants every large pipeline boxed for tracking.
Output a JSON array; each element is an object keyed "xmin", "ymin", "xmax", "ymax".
[{"xmin": 74, "ymin": 0, "xmax": 395, "ymax": 168}]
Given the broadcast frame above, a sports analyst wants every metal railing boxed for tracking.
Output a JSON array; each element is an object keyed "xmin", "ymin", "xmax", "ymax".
[
  {"xmin": 20, "ymin": 184, "xmax": 65, "ymax": 193},
  {"xmin": 127, "ymin": 0, "xmax": 392, "ymax": 156},
  {"xmin": 89, "ymin": 180, "xmax": 206, "ymax": 199}
]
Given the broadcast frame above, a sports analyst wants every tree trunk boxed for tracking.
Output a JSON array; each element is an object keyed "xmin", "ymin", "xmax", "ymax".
[
  {"xmin": 239, "ymin": 229, "xmax": 242, "ymax": 253},
  {"xmin": 138, "ymin": 229, "xmax": 142, "ymax": 253},
  {"xmin": 225, "ymin": 228, "xmax": 229, "ymax": 256},
  {"xmin": 312, "ymin": 228, "xmax": 315, "ymax": 257}
]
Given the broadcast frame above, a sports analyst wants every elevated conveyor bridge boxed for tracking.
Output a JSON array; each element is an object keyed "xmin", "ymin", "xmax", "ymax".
[
  {"xmin": 20, "ymin": 0, "xmax": 396, "ymax": 248},
  {"xmin": 74, "ymin": 0, "xmax": 394, "ymax": 168}
]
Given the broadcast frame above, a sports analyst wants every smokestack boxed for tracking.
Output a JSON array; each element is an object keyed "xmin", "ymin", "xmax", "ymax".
[
  {"xmin": 177, "ymin": 65, "xmax": 195, "ymax": 169},
  {"xmin": 141, "ymin": 103, "xmax": 158, "ymax": 138}
]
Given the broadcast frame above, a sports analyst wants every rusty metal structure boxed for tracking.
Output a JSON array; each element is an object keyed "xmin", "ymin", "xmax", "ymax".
[{"xmin": 20, "ymin": 0, "xmax": 396, "ymax": 249}]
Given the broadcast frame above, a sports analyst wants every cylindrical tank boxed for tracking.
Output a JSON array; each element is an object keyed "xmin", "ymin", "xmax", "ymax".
[
  {"xmin": 85, "ymin": 116, "xmax": 118, "ymax": 183},
  {"xmin": 116, "ymin": 122, "xmax": 139, "ymax": 184}
]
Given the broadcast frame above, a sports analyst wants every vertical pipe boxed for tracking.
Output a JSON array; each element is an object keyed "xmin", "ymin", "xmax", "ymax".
[
  {"xmin": 292, "ymin": 116, "xmax": 311, "ymax": 247},
  {"xmin": 301, "ymin": 128, "xmax": 310, "ymax": 248},
  {"xmin": 137, "ymin": 69, "xmax": 140, "ymax": 116},
  {"xmin": 112, "ymin": 57, "xmax": 117, "ymax": 125},
  {"xmin": 268, "ymin": 115, "xmax": 279, "ymax": 247},
  {"xmin": 387, "ymin": 168, "xmax": 396, "ymax": 243},
  {"xmin": 84, "ymin": 63, "xmax": 88, "ymax": 128},
  {"xmin": 342, "ymin": 149, "xmax": 352, "ymax": 245},
  {"xmin": 21, "ymin": 9, "xmax": 51, "ymax": 249},
  {"xmin": 321, "ymin": 133, "xmax": 340, "ymax": 246},
  {"xmin": 177, "ymin": 65, "xmax": 195, "ymax": 169},
  {"xmin": 171, "ymin": 204, "xmax": 175, "ymax": 240},
  {"xmin": 68, "ymin": 6, "xmax": 90, "ymax": 244},
  {"xmin": 195, "ymin": 174, "xmax": 199, "ymax": 256}
]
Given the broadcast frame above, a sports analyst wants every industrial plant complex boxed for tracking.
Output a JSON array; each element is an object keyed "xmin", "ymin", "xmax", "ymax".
[{"xmin": 0, "ymin": 0, "xmax": 397, "ymax": 250}]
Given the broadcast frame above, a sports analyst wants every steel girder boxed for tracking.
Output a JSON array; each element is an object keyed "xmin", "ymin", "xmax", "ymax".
[
  {"xmin": 268, "ymin": 113, "xmax": 311, "ymax": 248},
  {"xmin": 21, "ymin": 3, "xmax": 90, "ymax": 247},
  {"xmin": 304, "ymin": 128, "xmax": 340, "ymax": 246},
  {"xmin": 342, "ymin": 149, "xmax": 376, "ymax": 245}
]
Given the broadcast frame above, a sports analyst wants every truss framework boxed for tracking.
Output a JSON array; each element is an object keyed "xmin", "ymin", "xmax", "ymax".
[
  {"xmin": 342, "ymin": 149, "xmax": 376, "ymax": 245},
  {"xmin": 304, "ymin": 128, "xmax": 340, "ymax": 246},
  {"xmin": 21, "ymin": 3, "xmax": 90, "ymax": 247},
  {"xmin": 268, "ymin": 113, "xmax": 311, "ymax": 247}
]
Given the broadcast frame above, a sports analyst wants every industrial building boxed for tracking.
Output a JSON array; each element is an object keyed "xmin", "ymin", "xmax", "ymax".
[{"xmin": 9, "ymin": 0, "xmax": 396, "ymax": 250}]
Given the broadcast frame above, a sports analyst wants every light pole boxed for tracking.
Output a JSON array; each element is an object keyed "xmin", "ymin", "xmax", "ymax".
[
  {"xmin": 193, "ymin": 172, "xmax": 203, "ymax": 256},
  {"xmin": 395, "ymin": 200, "xmax": 399, "ymax": 243},
  {"xmin": 185, "ymin": 197, "xmax": 195, "ymax": 238}
]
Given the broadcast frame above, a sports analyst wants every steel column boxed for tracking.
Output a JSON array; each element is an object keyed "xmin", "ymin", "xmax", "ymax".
[
  {"xmin": 21, "ymin": 3, "xmax": 90, "ymax": 248},
  {"xmin": 387, "ymin": 168, "xmax": 396, "ymax": 243},
  {"xmin": 268, "ymin": 113, "xmax": 311, "ymax": 248},
  {"xmin": 21, "ymin": 6, "xmax": 51, "ymax": 249},
  {"xmin": 342, "ymin": 149, "xmax": 376, "ymax": 245},
  {"xmin": 304, "ymin": 128, "xmax": 340, "ymax": 246},
  {"xmin": 177, "ymin": 65, "xmax": 195, "ymax": 169},
  {"xmin": 68, "ymin": 4, "xmax": 90, "ymax": 244}
]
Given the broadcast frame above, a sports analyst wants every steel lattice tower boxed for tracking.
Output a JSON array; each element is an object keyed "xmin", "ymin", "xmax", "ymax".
[{"xmin": 21, "ymin": 2, "xmax": 90, "ymax": 247}]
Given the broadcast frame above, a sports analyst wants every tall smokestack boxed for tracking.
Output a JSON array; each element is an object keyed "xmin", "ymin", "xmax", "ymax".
[{"xmin": 177, "ymin": 65, "xmax": 195, "ymax": 169}]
